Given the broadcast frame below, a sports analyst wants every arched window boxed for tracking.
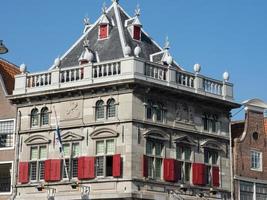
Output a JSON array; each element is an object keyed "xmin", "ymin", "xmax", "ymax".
[
  {"xmin": 31, "ymin": 108, "xmax": 39, "ymax": 127},
  {"xmin": 40, "ymin": 107, "xmax": 49, "ymax": 126},
  {"xmin": 107, "ymin": 99, "xmax": 116, "ymax": 118},
  {"xmin": 96, "ymin": 100, "xmax": 104, "ymax": 119}
]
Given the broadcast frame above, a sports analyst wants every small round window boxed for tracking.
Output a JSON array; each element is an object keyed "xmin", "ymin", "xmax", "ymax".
[{"xmin": 252, "ymin": 132, "xmax": 259, "ymax": 140}]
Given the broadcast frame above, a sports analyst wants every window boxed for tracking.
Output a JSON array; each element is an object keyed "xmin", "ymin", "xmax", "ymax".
[
  {"xmin": 62, "ymin": 143, "xmax": 80, "ymax": 179},
  {"xmin": 96, "ymin": 100, "xmax": 105, "ymax": 120},
  {"xmin": 145, "ymin": 100, "xmax": 165, "ymax": 122},
  {"xmin": 31, "ymin": 108, "xmax": 39, "ymax": 127},
  {"xmin": 95, "ymin": 139, "xmax": 115, "ymax": 177},
  {"xmin": 176, "ymin": 145, "xmax": 192, "ymax": 183},
  {"xmin": 146, "ymin": 140, "xmax": 163, "ymax": 179},
  {"xmin": 133, "ymin": 25, "xmax": 141, "ymax": 40},
  {"xmin": 251, "ymin": 150, "xmax": 262, "ymax": 171},
  {"xmin": 202, "ymin": 113, "xmax": 220, "ymax": 133},
  {"xmin": 0, "ymin": 163, "xmax": 12, "ymax": 193},
  {"xmin": 107, "ymin": 98, "xmax": 116, "ymax": 118},
  {"xmin": 204, "ymin": 149, "xmax": 219, "ymax": 185},
  {"xmin": 240, "ymin": 181, "xmax": 254, "ymax": 200},
  {"xmin": 99, "ymin": 24, "xmax": 108, "ymax": 39},
  {"xmin": 0, "ymin": 120, "xmax": 14, "ymax": 148},
  {"xmin": 29, "ymin": 146, "xmax": 46, "ymax": 181},
  {"xmin": 40, "ymin": 107, "xmax": 49, "ymax": 126},
  {"xmin": 256, "ymin": 183, "xmax": 267, "ymax": 199}
]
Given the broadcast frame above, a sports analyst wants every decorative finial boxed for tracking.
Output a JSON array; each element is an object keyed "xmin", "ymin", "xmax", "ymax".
[
  {"xmin": 124, "ymin": 45, "xmax": 132, "ymax": 57},
  {"xmin": 54, "ymin": 57, "xmax": 61, "ymax": 68},
  {"xmin": 164, "ymin": 36, "xmax": 170, "ymax": 50},
  {"xmin": 83, "ymin": 38, "xmax": 89, "ymax": 48},
  {"xmin": 194, "ymin": 63, "xmax": 201, "ymax": 74},
  {"xmin": 102, "ymin": 2, "xmax": 107, "ymax": 14},
  {"xmin": 134, "ymin": 45, "xmax": 141, "ymax": 57},
  {"xmin": 83, "ymin": 16, "xmax": 90, "ymax": 26},
  {"xmin": 223, "ymin": 71, "xmax": 230, "ymax": 82},
  {"xmin": 135, "ymin": 4, "xmax": 141, "ymax": 16},
  {"xmin": 20, "ymin": 63, "xmax": 27, "ymax": 74}
]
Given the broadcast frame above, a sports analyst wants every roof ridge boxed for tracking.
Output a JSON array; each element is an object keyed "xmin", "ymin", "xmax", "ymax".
[{"xmin": 0, "ymin": 57, "xmax": 20, "ymax": 71}]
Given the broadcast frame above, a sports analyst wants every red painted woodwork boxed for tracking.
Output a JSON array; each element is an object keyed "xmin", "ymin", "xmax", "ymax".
[
  {"xmin": 164, "ymin": 158, "xmax": 178, "ymax": 182},
  {"xmin": 112, "ymin": 154, "xmax": 121, "ymax": 177},
  {"xmin": 133, "ymin": 26, "xmax": 141, "ymax": 40},
  {"xmin": 192, "ymin": 163, "xmax": 206, "ymax": 186},
  {"xmin": 19, "ymin": 162, "xmax": 29, "ymax": 184},
  {"xmin": 212, "ymin": 166, "xmax": 220, "ymax": 187},
  {"xmin": 99, "ymin": 25, "xmax": 108, "ymax": 39},
  {"xmin": 44, "ymin": 159, "xmax": 61, "ymax": 182}
]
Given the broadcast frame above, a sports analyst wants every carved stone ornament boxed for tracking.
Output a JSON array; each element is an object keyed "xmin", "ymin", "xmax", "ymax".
[{"xmin": 64, "ymin": 101, "xmax": 81, "ymax": 119}]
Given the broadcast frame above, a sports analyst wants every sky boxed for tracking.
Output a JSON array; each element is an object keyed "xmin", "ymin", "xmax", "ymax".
[{"xmin": 1, "ymin": 0, "xmax": 267, "ymax": 119}]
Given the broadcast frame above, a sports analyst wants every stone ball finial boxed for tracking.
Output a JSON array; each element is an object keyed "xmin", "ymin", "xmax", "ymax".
[
  {"xmin": 124, "ymin": 45, "xmax": 131, "ymax": 57},
  {"xmin": 223, "ymin": 71, "xmax": 230, "ymax": 82},
  {"xmin": 134, "ymin": 45, "xmax": 141, "ymax": 57},
  {"xmin": 166, "ymin": 55, "xmax": 173, "ymax": 65},
  {"xmin": 20, "ymin": 63, "xmax": 26, "ymax": 74},
  {"xmin": 85, "ymin": 50, "xmax": 94, "ymax": 62},
  {"xmin": 194, "ymin": 63, "xmax": 201, "ymax": 73},
  {"xmin": 54, "ymin": 57, "xmax": 61, "ymax": 68}
]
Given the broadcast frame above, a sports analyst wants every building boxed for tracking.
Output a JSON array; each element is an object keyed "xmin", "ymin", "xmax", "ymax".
[
  {"xmin": 231, "ymin": 99, "xmax": 267, "ymax": 200},
  {"xmin": 10, "ymin": 1, "xmax": 239, "ymax": 199},
  {"xmin": 0, "ymin": 58, "xmax": 20, "ymax": 200}
]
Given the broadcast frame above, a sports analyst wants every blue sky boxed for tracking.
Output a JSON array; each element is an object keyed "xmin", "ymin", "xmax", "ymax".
[{"xmin": 1, "ymin": 0, "xmax": 267, "ymax": 119}]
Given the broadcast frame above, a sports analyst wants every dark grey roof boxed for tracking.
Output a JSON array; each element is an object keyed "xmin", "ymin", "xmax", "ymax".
[{"xmin": 58, "ymin": 3, "xmax": 180, "ymax": 69}]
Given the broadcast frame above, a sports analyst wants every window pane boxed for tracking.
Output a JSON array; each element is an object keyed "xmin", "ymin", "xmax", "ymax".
[
  {"xmin": 63, "ymin": 144, "xmax": 70, "ymax": 156},
  {"xmin": 72, "ymin": 158, "xmax": 78, "ymax": 177},
  {"xmin": 72, "ymin": 143, "xmax": 80, "ymax": 157},
  {"xmin": 39, "ymin": 146, "xmax": 47, "ymax": 159},
  {"xmin": 212, "ymin": 152, "xmax": 218, "ymax": 165},
  {"xmin": 0, "ymin": 120, "xmax": 14, "ymax": 148},
  {"xmin": 96, "ymin": 156, "xmax": 104, "ymax": 176},
  {"xmin": 156, "ymin": 108, "xmax": 162, "ymax": 121},
  {"xmin": 31, "ymin": 109, "xmax": 39, "ymax": 127},
  {"xmin": 30, "ymin": 162, "xmax": 37, "ymax": 180},
  {"xmin": 30, "ymin": 147, "xmax": 38, "ymax": 160},
  {"xmin": 184, "ymin": 162, "xmax": 191, "ymax": 182},
  {"xmin": 96, "ymin": 141, "xmax": 105, "ymax": 155},
  {"xmin": 39, "ymin": 161, "xmax": 45, "ymax": 180},
  {"xmin": 155, "ymin": 158, "xmax": 162, "ymax": 178},
  {"xmin": 146, "ymin": 141, "xmax": 153, "ymax": 155},
  {"xmin": 106, "ymin": 156, "xmax": 113, "ymax": 176},
  {"xmin": 0, "ymin": 164, "xmax": 11, "ymax": 192},
  {"xmin": 184, "ymin": 147, "xmax": 191, "ymax": 161},
  {"xmin": 147, "ymin": 157, "xmax": 154, "ymax": 178},
  {"xmin": 107, "ymin": 99, "xmax": 116, "ymax": 118},
  {"xmin": 41, "ymin": 108, "xmax": 49, "ymax": 126},
  {"xmin": 63, "ymin": 159, "xmax": 70, "ymax": 178},
  {"xmin": 96, "ymin": 101, "xmax": 104, "ymax": 119},
  {"xmin": 146, "ymin": 106, "xmax": 152, "ymax": 119},
  {"xmin": 155, "ymin": 142, "xmax": 162, "ymax": 156},
  {"xmin": 106, "ymin": 140, "xmax": 114, "ymax": 154},
  {"xmin": 176, "ymin": 146, "xmax": 182, "ymax": 160}
]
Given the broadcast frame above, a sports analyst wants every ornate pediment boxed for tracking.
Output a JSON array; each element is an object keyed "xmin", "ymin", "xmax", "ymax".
[
  {"xmin": 174, "ymin": 135, "xmax": 197, "ymax": 146},
  {"xmin": 24, "ymin": 135, "xmax": 51, "ymax": 146},
  {"xmin": 61, "ymin": 131, "xmax": 84, "ymax": 142},
  {"xmin": 201, "ymin": 139, "xmax": 224, "ymax": 151},
  {"xmin": 90, "ymin": 128, "xmax": 119, "ymax": 139},
  {"xmin": 143, "ymin": 129, "xmax": 169, "ymax": 141}
]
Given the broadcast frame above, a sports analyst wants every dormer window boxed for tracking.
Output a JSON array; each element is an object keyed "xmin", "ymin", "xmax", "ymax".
[
  {"xmin": 133, "ymin": 25, "xmax": 141, "ymax": 41},
  {"xmin": 99, "ymin": 24, "xmax": 108, "ymax": 39}
]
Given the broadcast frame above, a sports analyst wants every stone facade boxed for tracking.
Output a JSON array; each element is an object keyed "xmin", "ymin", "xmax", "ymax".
[
  {"xmin": 231, "ymin": 99, "xmax": 267, "ymax": 200},
  {"xmin": 10, "ymin": 1, "xmax": 239, "ymax": 200}
]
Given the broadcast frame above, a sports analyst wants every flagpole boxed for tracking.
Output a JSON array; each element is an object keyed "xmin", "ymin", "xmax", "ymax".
[{"xmin": 53, "ymin": 106, "xmax": 70, "ymax": 181}]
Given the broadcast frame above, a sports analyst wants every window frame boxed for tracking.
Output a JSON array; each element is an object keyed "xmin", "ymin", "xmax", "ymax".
[
  {"xmin": 144, "ymin": 100, "xmax": 166, "ymax": 123},
  {"xmin": 95, "ymin": 139, "xmax": 116, "ymax": 178},
  {"xmin": 0, "ymin": 119, "xmax": 15, "ymax": 150},
  {"xmin": 0, "ymin": 161, "xmax": 13, "ymax": 195},
  {"xmin": 98, "ymin": 24, "xmax": 109, "ymax": 40},
  {"xmin": 95, "ymin": 100, "xmax": 105, "ymax": 120},
  {"xmin": 40, "ymin": 107, "xmax": 49, "ymax": 126},
  {"xmin": 204, "ymin": 148, "xmax": 219, "ymax": 186},
  {"xmin": 250, "ymin": 150, "xmax": 262, "ymax": 171},
  {"xmin": 107, "ymin": 98, "xmax": 116, "ymax": 119},
  {"xmin": 30, "ymin": 108, "xmax": 39, "ymax": 128}
]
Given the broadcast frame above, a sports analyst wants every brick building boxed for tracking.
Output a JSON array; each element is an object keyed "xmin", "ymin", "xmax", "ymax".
[
  {"xmin": 0, "ymin": 58, "xmax": 20, "ymax": 200},
  {"xmin": 231, "ymin": 99, "xmax": 267, "ymax": 200},
  {"xmin": 10, "ymin": 1, "xmax": 239, "ymax": 199}
]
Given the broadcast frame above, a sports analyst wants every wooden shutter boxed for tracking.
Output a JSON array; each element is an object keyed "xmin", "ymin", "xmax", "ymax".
[
  {"xmin": 133, "ymin": 26, "xmax": 141, "ymax": 40},
  {"xmin": 99, "ymin": 25, "xmax": 108, "ymax": 39},
  {"xmin": 88, "ymin": 157, "xmax": 95, "ymax": 179},
  {"xmin": 113, "ymin": 154, "xmax": 121, "ymax": 177},
  {"xmin": 19, "ymin": 162, "xmax": 29, "ymax": 184},
  {"xmin": 143, "ymin": 155, "xmax": 148, "ymax": 177},
  {"xmin": 212, "ymin": 166, "xmax": 220, "ymax": 187},
  {"xmin": 164, "ymin": 159, "xmax": 178, "ymax": 182},
  {"xmin": 192, "ymin": 163, "xmax": 206, "ymax": 186},
  {"xmin": 45, "ymin": 159, "xmax": 61, "ymax": 182},
  {"xmin": 78, "ymin": 157, "xmax": 85, "ymax": 180},
  {"xmin": 78, "ymin": 157, "xmax": 95, "ymax": 179}
]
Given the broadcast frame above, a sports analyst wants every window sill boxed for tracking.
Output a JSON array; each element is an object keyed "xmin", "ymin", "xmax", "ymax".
[
  {"xmin": 0, "ymin": 191, "xmax": 12, "ymax": 195},
  {"xmin": 250, "ymin": 168, "xmax": 262, "ymax": 172},
  {"xmin": 0, "ymin": 146, "xmax": 14, "ymax": 151}
]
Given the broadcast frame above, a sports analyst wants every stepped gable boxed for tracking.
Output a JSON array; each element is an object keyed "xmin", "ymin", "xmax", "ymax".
[
  {"xmin": 57, "ymin": 1, "xmax": 180, "ymax": 69},
  {"xmin": 0, "ymin": 58, "xmax": 20, "ymax": 95}
]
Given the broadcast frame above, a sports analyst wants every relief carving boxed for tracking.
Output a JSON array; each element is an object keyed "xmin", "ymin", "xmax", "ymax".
[
  {"xmin": 63, "ymin": 101, "xmax": 81, "ymax": 119},
  {"xmin": 175, "ymin": 102, "xmax": 194, "ymax": 123}
]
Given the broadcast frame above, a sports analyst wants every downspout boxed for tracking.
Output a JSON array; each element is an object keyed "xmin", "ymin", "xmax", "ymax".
[
  {"xmin": 229, "ymin": 115, "xmax": 234, "ymax": 200},
  {"xmin": 10, "ymin": 109, "xmax": 21, "ymax": 200}
]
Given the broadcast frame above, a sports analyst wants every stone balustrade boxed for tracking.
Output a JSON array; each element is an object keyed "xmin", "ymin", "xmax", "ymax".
[{"xmin": 13, "ymin": 57, "xmax": 234, "ymax": 101}]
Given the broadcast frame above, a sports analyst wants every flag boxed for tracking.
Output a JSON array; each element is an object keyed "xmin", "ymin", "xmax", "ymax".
[{"xmin": 55, "ymin": 125, "xmax": 63, "ymax": 157}]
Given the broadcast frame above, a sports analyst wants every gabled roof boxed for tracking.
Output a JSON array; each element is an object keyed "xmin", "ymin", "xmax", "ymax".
[
  {"xmin": 0, "ymin": 58, "xmax": 20, "ymax": 95},
  {"xmin": 54, "ymin": 1, "xmax": 181, "ymax": 69}
]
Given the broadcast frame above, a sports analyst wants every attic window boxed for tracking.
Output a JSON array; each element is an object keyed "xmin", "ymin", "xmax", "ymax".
[
  {"xmin": 99, "ymin": 24, "xmax": 108, "ymax": 39},
  {"xmin": 133, "ymin": 26, "xmax": 141, "ymax": 41}
]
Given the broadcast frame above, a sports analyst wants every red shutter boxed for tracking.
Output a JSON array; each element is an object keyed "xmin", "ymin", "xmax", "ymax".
[
  {"xmin": 45, "ymin": 159, "xmax": 61, "ymax": 182},
  {"xmin": 133, "ymin": 26, "xmax": 141, "ymax": 40},
  {"xmin": 113, "ymin": 154, "xmax": 121, "ymax": 177},
  {"xmin": 164, "ymin": 159, "xmax": 178, "ymax": 182},
  {"xmin": 212, "ymin": 166, "xmax": 220, "ymax": 187},
  {"xmin": 88, "ymin": 157, "xmax": 95, "ymax": 179},
  {"xmin": 192, "ymin": 163, "xmax": 206, "ymax": 186},
  {"xmin": 99, "ymin": 25, "xmax": 108, "ymax": 39},
  {"xmin": 143, "ymin": 155, "xmax": 148, "ymax": 177},
  {"xmin": 79, "ymin": 157, "xmax": 95, "ymax": 179},
  {"xmin": 19, "ymin": 162, "xmax": 29, "ymax": 184},
  {"xmin": 44, "ymin": 160, "xmax": 51, "ymax": 182},
  {"xmin": 78, "ymin": 157, "xmax": 84, "ymax": 179}
]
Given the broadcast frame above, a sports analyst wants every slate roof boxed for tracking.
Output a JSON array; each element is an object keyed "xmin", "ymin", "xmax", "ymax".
[
  {"xmin": 0, "ymin": 58, "xmax": 20, "ymax": 95},
  {"xmin": 57, "ymin": 2, "xmax": 181, "ymax": 69}
]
